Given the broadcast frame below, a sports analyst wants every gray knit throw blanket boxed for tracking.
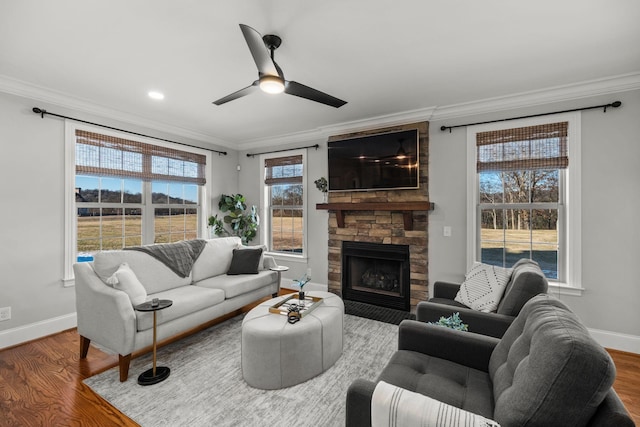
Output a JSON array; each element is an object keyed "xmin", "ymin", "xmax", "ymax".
[{"xmin": 124, "ymin": 239, "xmax": 207, "ymax": 278}]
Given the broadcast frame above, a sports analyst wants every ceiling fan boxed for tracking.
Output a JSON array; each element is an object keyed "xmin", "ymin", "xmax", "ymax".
[{"xmin": 213, "ymin": 24, "xmax": 347, "ymax": 108}]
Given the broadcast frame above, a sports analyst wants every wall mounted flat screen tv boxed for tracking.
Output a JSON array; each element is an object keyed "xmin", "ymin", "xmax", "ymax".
[{"xmin": 328, "ymin": 129, "xmax": 419, "ymax": 191}]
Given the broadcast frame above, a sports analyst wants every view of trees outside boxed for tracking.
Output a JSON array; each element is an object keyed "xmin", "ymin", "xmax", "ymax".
[
  {"xmin": 76, "ymin": 176, "xmax": 198, "ymax": 257},
  {"xmin": 479, "ymin": 169, "xmax": 559, "ymax": 278},
  {"xmin": 269, "ymin": 183, "xmax": 303, "ymax": 253}
]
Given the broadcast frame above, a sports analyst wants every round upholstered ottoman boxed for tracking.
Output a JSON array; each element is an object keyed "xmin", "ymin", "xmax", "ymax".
[{"xmin": 241, "ymin": 291, "xmax": 344, "ymax": 389}]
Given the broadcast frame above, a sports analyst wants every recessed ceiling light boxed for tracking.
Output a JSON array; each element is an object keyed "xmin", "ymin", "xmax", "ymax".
[{"xmin": 148, "ymin": 91, "xmax": 165, "ymax": 100}]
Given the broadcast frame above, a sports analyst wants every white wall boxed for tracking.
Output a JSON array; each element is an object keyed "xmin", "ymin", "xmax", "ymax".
[
  {"xmin": 429, "ymin": 89, "xmax": 640, "ymax": 350},
  {"xmin": 0, "ymin": 91, "xmax": 237, "ymax": 346},
  {"xmin": 238, "ymin": 141, "xmax": 329, "ymax": 286}
]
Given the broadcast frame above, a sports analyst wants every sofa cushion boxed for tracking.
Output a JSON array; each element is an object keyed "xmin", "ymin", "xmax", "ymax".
[
  {"xmin": 191, "ymin": 237, "xmax": 241, "ymax": 282},
  {"xmin": 454, "ymin": 262, "xmax": 512, "ymax": 312},
  {"xmin": 227, "ymin": 247, "xmax": 262, "ymax": 275},
  {"xmin": 377, "ymin": 350, "xmax": 494, "ymax": 419},
  {"xmin": 93, "ymin": 250, "xmax": 192, "ymax": 294},
  {"xmin": 489, "ymin": 294, "xmax": 616, "ymax": 426},
  {"xmin": 105, "ymin": 263, "xmax": 148, "ymax": 306},
  {"xmin": 136, "ymin": 285, "xmax": 225, "ymax": 331},
  {"xmin": 196, "ymin": 270, "xmax": 277, "ymax": 299},
  {"xmin": 496, "ymin": 259, "xmax": 548, "ymax": 316}
]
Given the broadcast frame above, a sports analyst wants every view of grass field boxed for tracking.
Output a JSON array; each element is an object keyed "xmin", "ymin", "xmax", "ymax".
[
  {"xmin": 270, "ymin": 215, "xmax": 303, "ymax": 252},
  {"xmin": 77, "ymin": 214, "xmax": 197, "ymax": 252},
  {"xmin": 481, "ymin": 228, "xmax": 558, "ymax": 278}
]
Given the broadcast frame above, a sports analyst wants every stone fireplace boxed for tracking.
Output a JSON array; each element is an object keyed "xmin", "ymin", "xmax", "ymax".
[{"xmin": 322, "ymin": 122, "xmax": 431, "ymax": 312}]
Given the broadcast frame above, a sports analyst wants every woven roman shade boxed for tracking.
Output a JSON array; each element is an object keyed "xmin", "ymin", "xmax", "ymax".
[
  {"xmin": 476, "ymin": 122, "xmax": 568, "ymax": 172},
  {"xmin": 264, "ymin": 155, "xmax": 303, "ymax": 185},
  {"xmin": 75, "ymin": 130, "xmax": 206, "ymax": 184}
]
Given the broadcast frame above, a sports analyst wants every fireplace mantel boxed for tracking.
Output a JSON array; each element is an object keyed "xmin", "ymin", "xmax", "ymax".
[{"xmin": 316, "ymin": 201, "xmax": 434, "ymax": 231}]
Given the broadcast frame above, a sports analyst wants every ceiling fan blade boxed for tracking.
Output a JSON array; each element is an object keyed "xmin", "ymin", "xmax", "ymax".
[
  {"xmin": 213, "ymin": 81, "xmax": 258, "ymax": 105},
  {"xmin": 285, "ymin": 81, "xmax": 347, "ymax": 108},
  {"xmin": 239, "ymin": 24, "xmax": 279, "ymax": 77}
]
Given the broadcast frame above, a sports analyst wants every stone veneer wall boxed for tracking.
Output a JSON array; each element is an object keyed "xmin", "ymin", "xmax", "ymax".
[{"xmin": 326, "ymin": 122, "xmax": 430, "ymax": 311}]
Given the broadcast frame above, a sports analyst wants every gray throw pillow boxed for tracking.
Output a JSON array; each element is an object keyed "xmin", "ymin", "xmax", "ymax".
[{"xmin": 227, "ymin": 247, "xmax": 263, "ymax": 275}]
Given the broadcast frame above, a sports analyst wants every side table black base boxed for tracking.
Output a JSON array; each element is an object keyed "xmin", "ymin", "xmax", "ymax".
[{"xmin": 137, "ymin": 366, "xmax": 170, "ymax": 386}]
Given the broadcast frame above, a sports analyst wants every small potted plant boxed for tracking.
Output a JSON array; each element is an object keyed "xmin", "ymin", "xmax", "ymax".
[
  {"xmin": 429, "ymin": 312, "xmax": 469, "ymax": 331},
  {"xmin": 314, "ymin": 177, "xmax": 328, "ymax": 203},
  {"xmin": 293, "ymin": 273, "xmax": 311, "ymax": 302}
]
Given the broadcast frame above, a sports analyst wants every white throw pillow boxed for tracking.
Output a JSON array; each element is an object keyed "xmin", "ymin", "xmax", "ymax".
[
  {"xmin": 106, "ymin": 263, "xmax": 148, "ymax": 306},
  {"xmin": 454, "ymin": 262, "xmax": 512, "ymax": 312}
]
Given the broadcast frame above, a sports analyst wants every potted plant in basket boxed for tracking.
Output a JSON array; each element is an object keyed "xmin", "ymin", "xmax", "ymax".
[{"xmin": 208, "ymin": 193, "xmax": 259, "ymax": 244}]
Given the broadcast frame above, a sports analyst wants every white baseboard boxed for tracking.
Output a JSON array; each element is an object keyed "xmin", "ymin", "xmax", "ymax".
[
  {"xmin": 588, "ymin": 328, "xmax": 640, "ymax": 354},
  {"xmin": 0, "ymin": 313, "xmax": 77, "ymax": 350},
  {"xmin": 282, "ymin": 281, "xmax": 328, "ymax": 293}
]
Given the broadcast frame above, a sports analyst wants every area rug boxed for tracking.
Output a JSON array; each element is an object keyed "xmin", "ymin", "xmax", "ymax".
[
  {"xmin": 344, "ymin": 300, "xmax": 416, "ymax": 325},
  {"xmin": 84, "ymin": 314, "xmax": 398, "ymax": 427}
]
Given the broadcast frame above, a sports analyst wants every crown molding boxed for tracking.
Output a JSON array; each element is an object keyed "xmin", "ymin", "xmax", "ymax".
[
  {"xmin": 3, "ymin": 72, "xmax": 638, "ymax": 152},
  {"xmin": 430, "ymin": 72, "xmax": 640, "ymax": 122},
  {"xmin": 238, "ymin": 72, "xmax": 640, "ymax": 150},
  {"xmin": 237, "ymin": 106, "xmax": 438, "ymax": 151},
  {"xmin": 0, "ymin": 74, "xmax": 234, "ymax": 149}
]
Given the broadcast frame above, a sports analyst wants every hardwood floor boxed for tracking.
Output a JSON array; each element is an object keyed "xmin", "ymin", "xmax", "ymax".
[{"xmin": 2, "ymin": 319, "xmax": 639, "ymax": 426}]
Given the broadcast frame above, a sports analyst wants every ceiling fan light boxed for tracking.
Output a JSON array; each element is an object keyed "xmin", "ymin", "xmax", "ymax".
[{"xmin": 259, "ymin": 75, "xmax": 285, "ymax": 94}]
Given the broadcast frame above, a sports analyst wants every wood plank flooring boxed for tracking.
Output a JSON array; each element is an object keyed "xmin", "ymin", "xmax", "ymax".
[{"xmin": 1, "ymin": 316, "xmax": 639, "ymax": 426}]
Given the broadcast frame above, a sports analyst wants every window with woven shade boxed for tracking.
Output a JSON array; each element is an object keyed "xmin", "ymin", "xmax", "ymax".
[
  {"xmin": 73, "ymin": 128, "xmax": 208, "ymax": 263},
  {"xmin": 467, "ymin": 114, "xmax": 582, "ymax": 290},
  {"xmin": 263, "ymin": 153, "xmax": 306, "ymax": 255}
]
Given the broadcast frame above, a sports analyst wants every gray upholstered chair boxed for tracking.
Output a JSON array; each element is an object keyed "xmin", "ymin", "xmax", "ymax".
[
  {"xmin": 346, "ymin": 294, "xmax": 633, "ymax": 427},
  {"xmin": 416, "ymin": 259, "xmax": 548, "ymax": 338}
]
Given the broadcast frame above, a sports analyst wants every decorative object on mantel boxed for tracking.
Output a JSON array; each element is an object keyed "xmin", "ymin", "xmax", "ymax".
[
  {"xmin": 429, "ymin": 312, "xmax": 468, "ymax": 331},
  {"xmin": 293, "ymin": 273, "xmax": 311, "ymax": 301},
  {"xmin": 316, "ymin": 201, "xmax": 434, "ymax": 231},
  {"xmin": 314, "ymin": 177, "xmax": 328, "ymax": 203},
  {"xmin": 208, "ymin": 194, "xmax": 259, "ymax": 244}
]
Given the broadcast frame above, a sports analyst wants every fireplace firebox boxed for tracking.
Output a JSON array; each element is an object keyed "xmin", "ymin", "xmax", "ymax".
[{"xmin": 341, "ymin": 241, "xmax": 410, "ymax": 311}]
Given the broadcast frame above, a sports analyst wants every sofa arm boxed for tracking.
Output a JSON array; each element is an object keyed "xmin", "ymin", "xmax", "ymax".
[
  {"xmin": 346, "ymin": 378, "xmax": 376, "ymax": 427},
  {"xmin": 416, "ymin": 301, "xmax": 514, "ymax": 338},
  {"xmin": 398, "ymin": 320, "xmax": 499, "ymax": 371},
  {"xmin": 73, "ymin": 263, "xmax": 137, "ymax": 355},
  {"xmin": 433, "ymin": 281, "xmax": 461, "ymax": 299}
]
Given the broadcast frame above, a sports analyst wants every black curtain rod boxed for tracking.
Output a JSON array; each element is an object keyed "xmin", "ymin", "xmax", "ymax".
[
  {"xmin": 32, "ymin": 107, "xmax": 228, "ymax": 155},
  {"xmin": 246, "ymin": 144, "xmax": 320, "ymax": 157},
  {"xmin": 439, "ymin": 101, "xmax": 622, "ymax": 133}
]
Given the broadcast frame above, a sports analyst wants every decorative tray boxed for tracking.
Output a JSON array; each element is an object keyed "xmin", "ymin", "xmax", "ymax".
[{"xmin": 269, "ymin": 294, "xmax": 323, "ymax": 318}]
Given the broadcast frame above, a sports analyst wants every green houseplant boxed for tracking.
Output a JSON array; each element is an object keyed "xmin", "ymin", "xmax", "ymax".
[
  {"xmin": 429, "ymin": 312, "xmax": 469, "ymax": 331},
  {"xmin": 208, "ymin": 193, "xmax": 259, "ymax": 244},
  {"xmin": 314, "ymin": 177, "xmax": 328, "ymax": 203}
]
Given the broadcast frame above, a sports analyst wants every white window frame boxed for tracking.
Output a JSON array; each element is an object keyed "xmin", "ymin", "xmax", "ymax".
[
  {"xmin": 466, "ymin": 112, "xmax": 582, "ymax": 295},
  {"xmin": 259, "ymin": 149, "xmax": 308, "ymax": 260},
  {"xmin": 63, "ymin": 121, "xmax": 212, "ymax": 286}
]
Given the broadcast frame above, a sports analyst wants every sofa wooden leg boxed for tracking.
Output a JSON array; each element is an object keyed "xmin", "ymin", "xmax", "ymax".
[
  {"xmin": 119, "ymin": 354, "xmax": 132, "ymax": 382},
  {"xmin": 272, "ymin": 292, "xmax": 278, "ymax": 298},
  {"xmin": 79, "ymin": 335, "xmax": 91, "ymax": 359}
]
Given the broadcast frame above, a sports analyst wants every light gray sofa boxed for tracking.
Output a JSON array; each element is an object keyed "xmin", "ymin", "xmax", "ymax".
[
  {"xmin": 346, "ymin": 294, "xmax": 634, "ymax": 426},
  {"xmin": 416, "ymin": 259, "xmax": 548, "ymax": 338},
  {"xmin": 74, "ymin": 236, "xmax": 279, "ymax": 381}
]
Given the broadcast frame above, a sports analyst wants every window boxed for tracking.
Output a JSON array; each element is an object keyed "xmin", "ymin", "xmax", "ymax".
[
  {"xmin": 261, "ymin": 152, "xmax": 306, "ymax": 256},
  {"xmin": 467, "ymin": 113, "xmax": 581, "ymax": 292},
  {"xmin": 65, "ymin": 124, "xmax": 210, "ymax": 284}
]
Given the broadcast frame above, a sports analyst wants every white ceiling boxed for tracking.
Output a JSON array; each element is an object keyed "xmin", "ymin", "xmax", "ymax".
[{"xmin": 1, "ymin": 1, "xmax": 639, "ymax": 149}]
